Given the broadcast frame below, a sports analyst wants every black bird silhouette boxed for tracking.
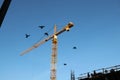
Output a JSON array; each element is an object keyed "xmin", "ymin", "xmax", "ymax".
[
  {"xmin": 38, "ymin": 26, "xmax": 45, "ymax": 29},
  {"xmin": 25, "ymin": 34, "xmax": 30, "ymax": 38},
  {"xmin": 44, "ymin": 32, "xmax": 49, "ymax": 36},
  {"xmin": 64, "ymin": 63, "xmax": 67, "ymax": 66},
  {"xmin": 73, "ymin": 46, "xmax": 77, "ymax": 49}
]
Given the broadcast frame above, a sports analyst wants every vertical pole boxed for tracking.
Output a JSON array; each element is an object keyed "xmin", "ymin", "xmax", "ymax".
[
  {"xmin": 0, "ymin": 0, "xmax": 12, "ymax": 27},
  {"xmin": 71, "ymin": 71, "xmax": 75, "ymax": 80},
  {"xmin": 51, "ymin": 25, "xmax": 57, "ymax": 80}
]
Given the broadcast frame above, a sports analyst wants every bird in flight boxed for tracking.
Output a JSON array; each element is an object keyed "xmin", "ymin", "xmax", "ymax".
[
  {"xmin": 64, "ymin": 63, "xmax": 67, "ymax": 66},
  {"xmin": 25, "ymin": 34, "xmax": 30, "ymax": 38},
  {"xmin": 73, "ymin": 46, "xmax": 77, "ymax": 49},
  {"xmin": 44, "ymin": 32, "xmax": 49, "ymax": 36},
  {"xmin": 38, "ymin": 26, "xmax": 45, "ymax": 29}
]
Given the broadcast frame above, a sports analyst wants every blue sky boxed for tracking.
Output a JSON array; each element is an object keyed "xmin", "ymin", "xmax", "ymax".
[{"xmin": 0, "ymin": 0, "xmax": 120, "ymax": 80}]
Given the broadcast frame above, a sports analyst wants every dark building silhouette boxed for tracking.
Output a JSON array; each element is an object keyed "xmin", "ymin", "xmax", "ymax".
[{"xmin": 77, "ymin": 65, "xmax": 120, "ymax": 80}]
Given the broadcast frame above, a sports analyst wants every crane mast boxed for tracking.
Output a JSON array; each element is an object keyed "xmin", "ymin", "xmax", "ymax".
[
  {"xmin": 20, "ymin": 22, "xmax": 74, "ymax": 80},
  {"xmin": 51, "ymin": 25, "xmax": 57, "ymax": 80}
]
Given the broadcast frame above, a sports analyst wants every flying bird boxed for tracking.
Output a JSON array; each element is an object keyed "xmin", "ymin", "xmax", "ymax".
[
  {"xmin": 73, "ymin": 46, "xmax": 77, "ymax": 49},
  {"xmin": 38, "ymin": 26, "xmax": 45, "ymax": 29},
  {"xmin": 25, "ymin": 34, "xmax": 30, "ymax": 38},
  {"xmin": 64, "ymin": 63, "xmax": 67, "ymax": 66},
  {"xmin": 44, "ymin": 32, "xmax": 49, "ymax": 36}
]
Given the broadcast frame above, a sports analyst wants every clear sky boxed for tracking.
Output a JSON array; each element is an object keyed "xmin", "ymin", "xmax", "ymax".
[{"xmin": 0, "ymin": 0, "xmax": 120, "ymax": 80}]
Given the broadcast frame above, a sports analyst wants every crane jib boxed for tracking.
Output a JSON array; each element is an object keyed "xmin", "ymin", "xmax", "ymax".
[{"xmin": 20, "ymin": 22, "xmax": 74, "ymax": 56}]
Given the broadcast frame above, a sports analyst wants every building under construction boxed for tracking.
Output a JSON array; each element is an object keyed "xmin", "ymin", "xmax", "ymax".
[{"xmin": 71, "ymin": 65, "xmax": 120, "ymax": 80}]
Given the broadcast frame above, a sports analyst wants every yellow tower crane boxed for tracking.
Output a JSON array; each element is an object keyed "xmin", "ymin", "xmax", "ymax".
[{"xmin": 20, "ymin": 22, "xmax": 74, "ymax": 80}]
